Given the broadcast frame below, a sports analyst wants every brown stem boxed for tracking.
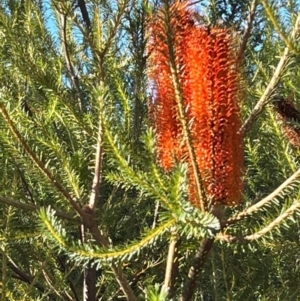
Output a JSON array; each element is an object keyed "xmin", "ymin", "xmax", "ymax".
[
  {"xmin": 0, "ymin": 196, "xmax": 80, "ymax": 223},
  {"xmin": 83, "ymin": 261, "xmax": 97, "ymax": 301},
  {"xmin": 180, "ymin": 205, "xmax": 222, "ymax": 300},
  {"xmin": 82, "ymin": 213, "xmax": 137, "ymax": 301},
  {"xmin": 77, "ymin": 0, "xmax": 91, "ymax": 30},
  {"xmin": 109, "ymin": 260, "xmax": 162, "ymax": 299},
  {"xmin": 81, "ymin": 101, "xmax": 103, "ymax": 301},
  {"xmin": 81, "ymin": 223, "xmax": 97, "ymax": 301},
  {"xmin": 163, "ymin": 236, "xmax": 177, "ymax": 293},
  {"xmin": 15, "ymin": 163, "xmax": 35, "ymax": 203},
  {"xmin": 82, "ymin": 105, "xmax": 136, "ymax": 300},
  {"xmin": 7, "ymin": 260, "xmax": 46, "ymax": 294},
  {"xmin": 88, "ymin": 119, "xmax": 103, "ymax": 211},
  {"xmin": 59, "ymin": 11, "xmax": 82, "ymax": 110},
  {"xmin": 180, "ymin": 238, "xmax": 215, "ymax": 301},
  {"xmin": 169, "ymin": 239, "xmax": 181, "ymax": 298},
  {"xmin": 111, "ymin": 265, "xmax": 138, "ymax": 301},
  {"xmin": 236, "ymin": 0, "xmax": 258, "ymax": 65}
]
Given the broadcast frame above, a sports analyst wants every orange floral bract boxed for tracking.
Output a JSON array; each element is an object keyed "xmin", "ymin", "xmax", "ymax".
[{"xmin": 148, "ymin": 1, "xmax": 244, "ymax": 206}]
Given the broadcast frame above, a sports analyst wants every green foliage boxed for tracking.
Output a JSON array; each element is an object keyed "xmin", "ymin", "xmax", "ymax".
[
  {"xmin": 1, "ymin": 0, "xmax": 300, "ymax": 300},
  {"xmin": 146, "ymin": 284, "xmax": 169, "ymax": 301}
]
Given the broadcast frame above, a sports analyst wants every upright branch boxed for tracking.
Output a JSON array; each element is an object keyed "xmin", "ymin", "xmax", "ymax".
[
  {"xmin": 99, "ymin": 0, "xmax": 129, "ymax": 60},
  {"xmin": 262, "ymin": 0, "xmax": 299, "ymax": 55},
  {"xmin": 163, "ymin": 232, "xmax": 179, "ymax": 295},
  {"xmin": 82, "ymin": 94, "xmax": 103, "ymax": 301},
  {"xmin": 0, "ymin": 96, "xmax": 135, "ymax": 300},
  {"xmin": 77, "ymin": 2, "xmax": 137, "ymax": 298},
  {"xmin": 0, "ymin": 103, "xmax": 83, "ymax": 216},
  {"xmin": 57, "ymin": 7, "xmax": 83, "ymax": 110},
  {"xmin": 242, "ymin": 14, "xmax": 300, "ymax": 134},
  {"xmin": 77, "ymin": 0, "xmax": 91, "ymax": 31},
  {"xmin": 237, "ymin": 0, "xmax": 258, "ymax": 65},
  {"xmin": 88, "ymin": 118, "xmax": 103, "ymax": 211}
]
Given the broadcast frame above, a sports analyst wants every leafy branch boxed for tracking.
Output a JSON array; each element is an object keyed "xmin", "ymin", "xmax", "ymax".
[
  {"xmin": 0, "ymin": 102, "xmax": 83, "ymax": 216},
  {"xmin": 0, "ymin": 196, "xmax": 79, "ymax": 223},
  {"xmin": 262, "ymin": 0, "xmax": 299, "ymax": 55},
  {"xmin": 226, "ymin": 167, "xmax": 300, "ymax": 226},
  {"xmin": 218, "ymin": 199, "xmax": 300, "ymax": 242},
  {"xmin": 40, "ymin": 207, "xmax": 176, "ymax": 262},
  {"xmin": 242, "ymin": 13, "xmax": 300, "ymax": 134}
]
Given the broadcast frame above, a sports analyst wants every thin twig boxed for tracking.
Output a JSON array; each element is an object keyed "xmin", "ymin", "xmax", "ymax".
[
  {"xmin": 57, "ymin": 256, "xmax": 81, "ymax": 301},
  {"xmin": 242, "ymin": 14, "xmax": 300, "ymax": 134},
  {"xmin": 218, "ymin": 199, "xmax": 300, "ymax": 242},
  {"xmin": 242, "ymin": 46, "xmax": 289, "ymax": 133},
  {"xmin": 59, "ymin": 10, "xmax": 82, "ymax": 110},
  {"xmin": 42, "ymin": 266, "xmax": 72, "ymax": 301},
  {"xmin": 225, "ymin": 167, "xmax": 300, "ymax": 226},
  {"xmin": 7, "ymin": 260, "xmax": 46, "ymax": 293},
  {"xmin": 236, "ymin": 0, "xmax": 258, "ymax": 65},
  {"xmin": 15, "ymin": 163, "xmax": 35, "ymax": 203},
  {"xmin": 111, "ymin": 264, "xmax": 138, "ymax": 301},
  {"xmin": 100, "ymin": 0, "xmax": 129, "ymax": 60},
  {"xmin": 152, "ymin": 201, "xmax": 160, "ymax": 229},
  {"xmin": 0, "ymin": 196, "xmax": 80, "ymax": 222},
  {"xmin": 108, "ymin": 259, "xmax": 162, "ymax": 299}
]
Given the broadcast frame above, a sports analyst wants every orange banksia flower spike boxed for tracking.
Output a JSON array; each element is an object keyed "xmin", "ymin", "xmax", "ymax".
[
  {"xmin": 148, "ymin": 0, "xmax": 244, "ymax": 208},
  {"xmin": 147, "ymin": 0, "xmax": 193, "ymax": 171}
]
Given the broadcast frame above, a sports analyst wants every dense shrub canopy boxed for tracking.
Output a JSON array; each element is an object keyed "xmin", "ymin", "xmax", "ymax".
[{"xmin": 1, "ymin": 0, "xmax": 300, "ymax": 300}]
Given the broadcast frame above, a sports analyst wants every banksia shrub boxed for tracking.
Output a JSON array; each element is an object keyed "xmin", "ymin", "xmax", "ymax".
[
  {"xmin": 273, "ymin": 97, "xmax": 300, "ymax": 148},
  {"xmin": 147, "ymin": 0, "xmax": 244, "ymax": 207}
]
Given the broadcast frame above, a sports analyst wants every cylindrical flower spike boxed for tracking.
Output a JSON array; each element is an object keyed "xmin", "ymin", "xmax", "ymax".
[{"xmin": 148, "ymin": 0, "xmax": 244, "ymax": 207}]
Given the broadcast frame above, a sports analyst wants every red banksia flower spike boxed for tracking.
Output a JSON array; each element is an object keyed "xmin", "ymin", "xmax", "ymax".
[{"xmin": 148, "ymin": 1, "xmax": 244, "ymax": 208}]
